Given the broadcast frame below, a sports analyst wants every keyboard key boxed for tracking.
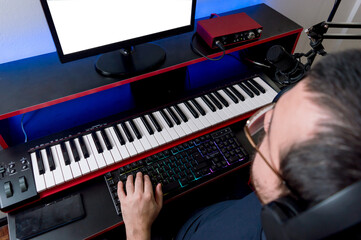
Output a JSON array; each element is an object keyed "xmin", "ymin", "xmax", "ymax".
[
  {"xmin": 91, "ymin": 132, "xmax": 103, "ymax": 154},
  {"xmin": 184, "ymin": 101, "xmax": 199, "ymax": 118},
  {"xmin": 238, "ymin": 82, "xmax": 254, "ymax": 97},
  {"xmin": 201, "ymin": 95, "xmax": 216, "ymax": 112},
  {"xmin": 191, "ymin": 99, "xmax": 206, "ymax": 116},
  {"xmin": 69, "ymin": 139, "xmax": 80, "ymax": 162},
  {"xmin": 121, "ymin": 122, "xmax": 134, "ymax": 142},
  {"xmin": 166, "ymin": 107, "xmax": 181, "ymax": 125},
  {"xmin": 100, "ymin": 128, "xmax": 113, "ymax": 150},
  {"xmin": 229, "ymin": 86, "xmax": 245, "ymax": 101},
  {"xmin": 78, "ymin": 136, "xmax": 90, "ymax": 158},
  {"xmin": 140, "ymin": 115, "xmax": 154, "ymax": 135},
  {"xmin": 245, "ymin": 81, "xmax": 260, "ymax": 96},
  {"xmin": 160, "ymin": 109, "xmax": 173, "ymax": 128},
  {"xmin": 148, "ymin": 112, "xmax": 162, "ymax": 132},
  {"xmin": 249, "ymin": 79, "xmax": 266, "ymax": 93},
  {"xmin": 46, "ymin": 147, "xmax": 55, "ymax": 171},
  {"xmin": 60, "ymin": 142, "xmax": 71, "ymax": 165},
  {"xmin": 35, "ymin": 150, "xmax": 45, "ymax": 175},
  {"xmin": 129, "ymin": 119, "xmax": 142, "ymax": 140}
]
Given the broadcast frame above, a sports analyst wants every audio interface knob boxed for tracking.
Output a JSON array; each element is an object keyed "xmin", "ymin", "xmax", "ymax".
[{"xmin": 247, "ymin": 31, "xmax": 255, "ymax": 40}]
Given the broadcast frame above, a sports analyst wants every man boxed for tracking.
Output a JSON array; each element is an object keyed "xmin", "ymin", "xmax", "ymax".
[{"xmin": 117, "ymin": 49, "xmax": 361, "ymax": 239}]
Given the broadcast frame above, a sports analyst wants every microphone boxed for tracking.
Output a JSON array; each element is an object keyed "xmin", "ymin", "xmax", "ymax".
[{"xmin": 266, "ymin": 45, "xmax": 307, "ymax": 85}]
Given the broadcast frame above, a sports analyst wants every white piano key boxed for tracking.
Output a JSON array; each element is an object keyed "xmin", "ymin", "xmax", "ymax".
[
  {"xmin": 30, "ymin": 152, "xmax": 46, "ymax": 192},
  {"xmin": 65, "ymin": 141, "xmax": 82, "ymax": 178},
  {"xmin": 154, "ymin": 111, "xmax": 179, "ymax": 140},
  {"xmin": 162, "ymin": 109, "xmax": 186, "ymax": 138},
  {"xmin": 188, "ymin": 100, "xmax": 212, "ymax": 128},
  {"xmin": 177, "ymin": 103, "xmax": 200, "ymax": 132},
  {"xmin": 211, "ymin": 92, "xmax": 233, "ymax": 119},
  {"xmin": 82, "ymin": 135, "xmax": 99, "ymax": 171},
  {"xmin": 85, "ymin": 134, "xmax": 107, "ymax": 169},
  {"xmin": 195, "ymin": 97, "xmax": 220, "ymax": 126},
  {"xmin": 234, "ymin": 84, "xmax": 259, "ymax": 111},
  {"xmin": 55, "ymin": 145, "xmax": 73, "ymax": 181},
  {"xmin": 104, "ymin": 128, "xmax": 123, "ymax": 163},
  {"xmin": 134, "ymin": 118, "xmax": 158, "ymax": 149},
  {"xmin": 217, "ymin": 90, "xmax": 240, "ymax": 118},
  {"xmin": 170, "ymin": 106, "xmax": 192, "ymax": 135},
  {"xmin": 125, "ymin": 121, "xmax": 145, "ymax": 154},
  {"xmin": 116, "ymin": 124, "xmax": 138, "ymax": 157},
  {"xmin": 50, "ymin": 146, "xmax": 65, "ymax": 185},
  {"xmin": 253, "ymin": 77, "xmax": 278, "ymax": 101},
  {"xmin": 96, "ymin": 131, "xmax": 115, "ymax": 166},
  {"xmin": 146, "ymin": 114, "xmax": 170, "ymax": 143},
  {"xmin": 73, "ymin": 138, "xmax": 91, "ymax": 175},
  {"xmin": 133, "ymin": 118, "xmax": 153, "ymax": 151},
  {"xmin": 108, "ymin": 127, "xmax": 130, "ymax": 160},
  {"xmin": 40, "ymin": 149, "xmax": 56, "ymax": 189}
]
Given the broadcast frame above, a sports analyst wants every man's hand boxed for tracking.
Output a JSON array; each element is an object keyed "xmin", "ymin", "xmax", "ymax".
[{"xmin": 118, "ymin": 172, "xmax": 163, "ymax": 240}]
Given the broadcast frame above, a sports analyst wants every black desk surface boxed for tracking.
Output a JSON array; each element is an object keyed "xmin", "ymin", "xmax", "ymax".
[{"xmin": 0, "ymin": 4, "xmax": 302, "ymax": 120}]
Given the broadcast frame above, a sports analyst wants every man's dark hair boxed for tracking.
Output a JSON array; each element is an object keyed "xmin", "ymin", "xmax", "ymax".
[{"xmin": 280, "ymin": 49, "xmax": 361, "ymax": 206}]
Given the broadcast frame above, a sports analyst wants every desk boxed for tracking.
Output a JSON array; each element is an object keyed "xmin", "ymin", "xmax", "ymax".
[{"xmin": 1, "ymin": 4, "xmax": 302, "ymax": 239}]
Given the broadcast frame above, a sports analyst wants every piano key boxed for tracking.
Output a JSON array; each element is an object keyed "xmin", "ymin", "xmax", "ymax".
[
  {"xmin": 129, "ymin": 119, "xmax": 142, "ymax": 140},
  {"xmin": 135, "ymin": 118, "xmax": 158, "ymax": 149},
  {"xmin": 69, "ymin": 138, "xmax": 80, "ymax": 162},
  {"xmin": 201, "ymin": 95, "xmax": 216, "ymax": 112},
  {"xmin": 100, "ymin": 128, "xmax": 113, "ymax": 150},
  {"xmin": 113, "ymin": 125, "xmax": 126, "ymax": 145},
  {"xmin": 54, "ymin": 144, "xmax": 73, "ymax": 181},
  {"xmin": 245, "ymin": 81, "xmax": 260, "ymax": 96},
  {"xmin": 96, "ymin": 131, "xmax": 115, "ymax": 166},
  {"xmin": 163, "ymin": 109, "xmax": 186, "ymax": 137},
  {"xmin": 73, "ymin": 138, "xmax": 91, "ymax": 174},
  {"xmin": 125, "ymin": 121, "xmax": 145, "ymax": 154},
  {"xmin": 148, "ymin": 112, "xmax": 162, "ymax": 132},
  {"xmin": 85, "ymin": 134, "xmax": 107, "ymax": 168},
  {"xmin": 238, "ymin": 82, "xmax": 254, "ymax": 98},
  {"xmin": 191, "ymin": 99, "xmax": 206, "ymax": 116},
  {"xmin": 45, "ymin": 147, "xmax": 55, "ymax": 171},
  {"xmin": 189, "ymin": 99, "xmax": 212, "ymax": 128},
  {"xmin": 174, "ymin": 105, "xmax": 188, "ymax": 122},
  {"xmin": 177, "ymin": 103, "xmax": 200, "ymax": 132},
  {"xmin": 214, "ymin": 91, "xmax": 229, "ymax": 107},
  {"xmin": 35, "ymin": 150, "xmax": 45, "ymax": 175},
  {"xmin": 160, "ymin": 109, "xmax": 173, "ymax": 128},
  {"xmin": 195, "ymin": 97, "xmax": 219, "ymax": 126},
  {"xmin": 121, "ymin": 122, "xmax": 134, "ymax": 142},
  {"xmin": 207, "ymin": 93, "xmax": 223, "ymax": 109},
  {"xmin": 217, "ymin": 90, "xmax": 239, "ymax": 118},
  {"xmin": 132, "ymin": 118, "xmax": 153, "ymax": 151},
  {"xmin": 81, "ymin": 135, "xmax": 99, "ymax": 171},
  {"xmin": 91, "ymin": 132, "xmax": 103, "ymax": 154},
  {"xmin": 184, "ymin": 101, "xmax": 199, "ymax": 118},
  {"xmin": 50, "ymin": 146, "xmax": 65, "ymax": 185},
  {"xmin": 249, "ymin": 78, "xmax": 265, "ymax": 93},
  {"xmin": 166, "ymin": 107, "xmax": 181, "ymax": 125},
  {"xmin": 171, "ymin": 106, "xmax": 192, "ymax": 135},
  {"xmin": 144, "ymin": 114, "xmax": 168, "ymax": 144},
  {"xmin": 140, "ymin": 115, "xmax": 154, "ymax": 135},
  {"xmin": 117, "ymin": 124, "xmax": 138, "ymax": 156},
  {"xmin": 229, "ymin": 86, "xmax": 245, "ymax": 101},
  {"xmin": 78, "ymin": 136, "xmax": 90, "ymax": 158},
  {"xmin": 154, "ymin": 111, "xmax": 179, "ymax": 140},
  {"xmin": 234, "ymin": 85, "xmax": 259, "ymax": 110},
  {"xmin": 60, "ymin": 142, "xmax": 71, "ymax": 165},
  {"xmin": 108, "ymin": 127, "xmax": 131, "ymax": 160},
  {"xmin": 40, "ymin": 149, "xmax": 56, "ymax": 188},
  {"xmin": 30, "ymin": 152, "xmax": 46, "ymax": 192},
  {"xmin": 65, "ymin": 141, "xmax": 82, "ymax": 178},
  {"xmin": 214, "ymin": 91, "xmax": 234, "ymax": 119},
  {"xmin": 104, "ymin": 128, "xmax": 123, "ymax": 163},
  {"xmin": 253, "ymin": 77, "xmax": 278, "ymax": 101},
  {"xmin": 223, "ymin": 88, "xmax": 238, "ymax": 103}
]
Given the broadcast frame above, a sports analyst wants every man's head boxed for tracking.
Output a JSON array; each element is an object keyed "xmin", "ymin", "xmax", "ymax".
[{"xmin": 251, "ymin": 49, "xmax": 361, "ymax": 208}]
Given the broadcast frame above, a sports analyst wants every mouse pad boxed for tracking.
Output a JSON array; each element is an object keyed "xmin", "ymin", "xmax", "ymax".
[{"xmin": 15, "ymin": 193, "xmax": 85, "ymax": 240}]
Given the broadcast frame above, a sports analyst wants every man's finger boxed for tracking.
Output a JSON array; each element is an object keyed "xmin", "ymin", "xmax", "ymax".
[
  {"xmin": 126, "ymin": 174, "xmax": 134, "ymax": 194},
  {"xmin": 155, "ymin": 183, "xmax": 163, "ymax": 207},
  {"xmin": 134, "ymin": 172, "xmax": 144, "ymax": 193},
  {"xmin": 143, "ymin": 174, "xmax": 154, "ymax": 194},
  {"xmin": 117, "ymin": 181, "xmax": 126, "ymax": 200}
]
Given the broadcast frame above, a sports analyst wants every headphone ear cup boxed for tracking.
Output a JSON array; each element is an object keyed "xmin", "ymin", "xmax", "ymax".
[{"xmin": 261, "ymin": 196, "xmax": 302, "ymax": 240}]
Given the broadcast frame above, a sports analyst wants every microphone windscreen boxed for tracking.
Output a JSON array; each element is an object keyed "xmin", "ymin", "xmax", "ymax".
[{"xmin": 266, "ymin": 45, "xmax": 297, "ymax": 73}]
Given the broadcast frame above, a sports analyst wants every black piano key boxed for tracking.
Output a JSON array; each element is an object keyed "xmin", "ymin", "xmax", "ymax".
[
  {"xmin": 174, "ymin": 105, "xmax": 188, "ymax": 122},
  {"xmin": 148, "ymin": 113, "xmax": 162, "ymax": 132},
  {"xmin": 249, "ymin": 79, "xmax": 266, "ymax": 93},
  {"xmin": 60, "ymin": 142, "xmax": 71, "ymax": 165},
  {"xmin": 78, "ymin": 136, "xmax": 90, "ymax": 158},
  {"xmin": 238, "ymin": 83, "xmax": 254, "ymax": 98},
  {"xmin": 191, "ymin": 99, "xmax": 206, "ymax": 116},
  {"xmin": 245, "ymin": 81, "xmax": 260, "ymax": 96},
  {"xmin": 207, "ymin": 94, "xmax": 223, "ymax": 109},
  {"xmin": 113, "ymin": 125, "xmax": 126, "ymax": 145},
  {"xmin": 229, "ymin": 86, "xmax": 245, "ymax": 101},
  {"xmin": 184, "ymin": 101, "xmax": 199, "ymax": 118},
  {"xmin": 141, "ymin": 116, "xmax": 154, "ymax": 135},
  {"xmin": 121, "ymin": 122, "xmax": 134, "ymax": 142},
  {"xmin": 91, "ymin": 132, "xmax": 104, "ymax": 153},
  {"xmin": 166, "ymin": 107, "xmax": 181, "ymax": 125},
  {"xmin": 223, "ymin": 88, "xmax": 238, "ymax": 103},
  {"xmin": 129, "ymin": 119, "xmax": 142, "ymax": 139},
  {"xmin": 35, "ymin": 150, "xmax": 45, "ymax": 175},
  {"xmin": 46, "ymin": 147, "xmax": 56, "ymax": 171},
  {"xmin": 100, "ymin": 128, "xmax": 113, "ymax": 150},
  {"xmin": 214, "ymin": 92, "xmax": 229, "ymax": 107},
  {"xmin": 69, "ymin": 139, "xmax": 80, "ymax": 162},
  {"xmin": 160, "ymin": 109, "xmax": 173, "ymax": 128},
  {"xmin": 201, "ymin": 96, "xmax": 216, "ymax": 112}
]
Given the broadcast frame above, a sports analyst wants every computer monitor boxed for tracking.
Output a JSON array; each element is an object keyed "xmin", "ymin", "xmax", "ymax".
[{"xmin": 40, "ymin": 0, "xmax": 197, "ymax": 78}]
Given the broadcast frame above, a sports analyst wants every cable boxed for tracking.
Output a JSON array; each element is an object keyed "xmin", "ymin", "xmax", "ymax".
[
  {"xmin": 190, "ymin": 33, "xmax": 226, "ymax": 61},
  {"xmin": 21, "ymin": 114, "xmax": 28, "ymax": 143}
]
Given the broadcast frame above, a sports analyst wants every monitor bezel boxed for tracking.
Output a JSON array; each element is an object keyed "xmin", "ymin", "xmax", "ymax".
[{"xmin": 40, "ymin": 0, "xmax": 197, "ymax": 63}]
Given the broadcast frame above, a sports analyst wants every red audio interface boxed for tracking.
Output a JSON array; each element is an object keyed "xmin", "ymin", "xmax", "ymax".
[{"xmin": 196, "ymin": 12, "xmax": 263, "ymax": 49}]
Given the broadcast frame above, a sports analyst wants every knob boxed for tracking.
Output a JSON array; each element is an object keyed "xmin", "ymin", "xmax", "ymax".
[{"xmin": 247, "ymin": 31, "xmax": 255, "ymax": 40}]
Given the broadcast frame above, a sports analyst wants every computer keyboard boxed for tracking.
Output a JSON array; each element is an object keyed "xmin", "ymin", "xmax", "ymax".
[{"xmin": 104, "ymin": 126, "xmax": 249, "ymax": 215}]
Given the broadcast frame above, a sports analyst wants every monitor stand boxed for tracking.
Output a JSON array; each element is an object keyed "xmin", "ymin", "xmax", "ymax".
[{"xmin": 95, "ymin": 43, "xmax": 166, "ymax": 78}]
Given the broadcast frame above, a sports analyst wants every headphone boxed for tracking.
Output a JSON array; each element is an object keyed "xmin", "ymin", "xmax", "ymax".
[{"xmin": 261, "ymin": 179, "xmax": 361, "ymax": 240}]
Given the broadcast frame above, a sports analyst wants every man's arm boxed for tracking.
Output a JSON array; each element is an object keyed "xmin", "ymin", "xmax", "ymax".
[{"xmin": 117, "ymin": 172, "xmax": 163, "ymax": 240}]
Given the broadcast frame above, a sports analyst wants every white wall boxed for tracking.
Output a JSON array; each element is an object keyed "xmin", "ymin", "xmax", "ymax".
[{"xmin": 0, "ymin": 0, "xmax": 360, "ymax": 64}]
